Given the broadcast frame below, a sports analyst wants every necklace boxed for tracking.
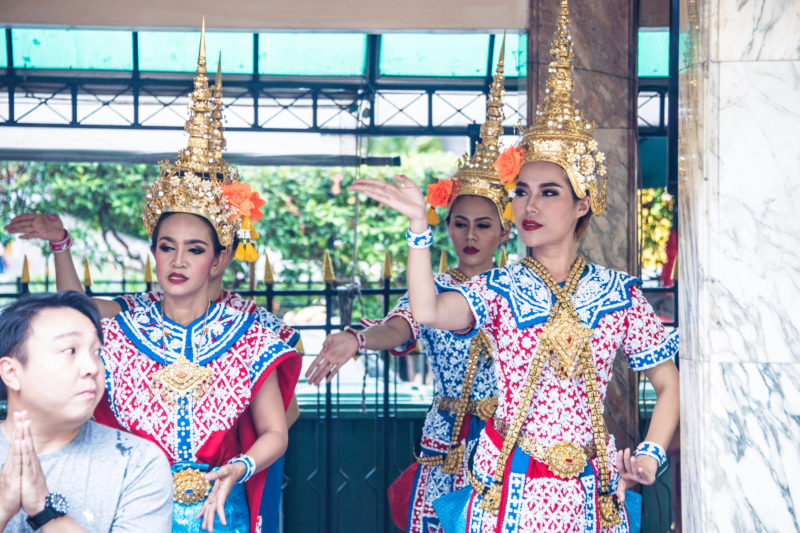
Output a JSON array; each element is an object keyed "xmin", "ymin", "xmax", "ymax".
[{"xmin": 150, "ymin": 301, "xmax": 213, "ymax": 403}]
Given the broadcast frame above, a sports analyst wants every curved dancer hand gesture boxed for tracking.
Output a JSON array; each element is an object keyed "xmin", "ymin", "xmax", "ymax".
[
  {"xmin": 305, "ymin": 332, "xmax": 359, "ymax": 386},
  {"xmin": 4, "ymin": 213, "xmax": 66, "ymax": 242},
  {"xmin": 615, "ymin": 447, "xmax": 658, "ymax": 503},
  {"xmin": 197, "ymin": 463, "xmax": 243, "ymax": 532},
  {"xmin": 349, "ymin": 175, "xmax": 428, "ymax": 229}
]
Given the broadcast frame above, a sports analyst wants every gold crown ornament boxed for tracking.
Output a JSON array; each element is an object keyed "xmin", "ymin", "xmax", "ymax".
[
  {"xmin": 141, "ymin": 19, "xmax": 264, "ymax": 261},
  {"xmin": 425, "ymin": 34, "xmax": 511, "ymax": 228},
  {"xmin": 494, "ymin": 0, "xmax": 608, "ymax": 215}
]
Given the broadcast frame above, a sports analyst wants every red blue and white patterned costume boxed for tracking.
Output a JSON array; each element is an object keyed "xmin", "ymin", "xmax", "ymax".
[
  {"xmin": 114, "ymin": 290, "xmax": 301, "ymax": 349},
  {"xmin": 374, "ymin": 272, "xmax": 498, "ymax": 533},
  {"xmin": 94, "ymin": 300, "xmax": 301, "ymax": 533},
  {"xmin": 434, "ymin": 261, "xmax": 678, "ymax": 533}
]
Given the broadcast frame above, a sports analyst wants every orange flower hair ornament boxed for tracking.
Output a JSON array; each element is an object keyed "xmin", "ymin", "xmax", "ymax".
[
  {"xmin": 490, "ymin": 146, "xmax": 524, "ymax": 223},
  {"xmin": 221, "ymin": 180, "xmax": 266, "ymax": 262},
  {"xmin": 425, "ymin": 179, "xmax": 455, "ymax": 225},
  {"xmin": 494, "ymin": 146, "xmax": 524, "ymax": 186}
]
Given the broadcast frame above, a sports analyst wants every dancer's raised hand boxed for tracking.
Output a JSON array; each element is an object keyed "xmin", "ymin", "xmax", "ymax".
[
  {"xmin": 349, "ymin": 175, "xmax": 427, "ymax": 230},
  {"xmin": 4, "ymin": 213, "xmax": 66, "ymax": 242}
]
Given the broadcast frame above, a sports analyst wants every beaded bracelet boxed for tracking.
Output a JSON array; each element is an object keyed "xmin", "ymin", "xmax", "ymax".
[
  {"xmin": 227, "ymin": 454, "xmax": 256, "ymax": 484},
  {"xmin": 48, "ymin": 231, "xmax": 72, "ymax": 254},
  {"xmin": 343, "ymin": 326, "xmax": 366, "ymax": 352},
  {"xmin": 406, "ymin": 227, "xmax": 433, "ymax": 249},
  {"xmin": 634, "ymin": 441, "xmax": 667, "ymax": 467}
]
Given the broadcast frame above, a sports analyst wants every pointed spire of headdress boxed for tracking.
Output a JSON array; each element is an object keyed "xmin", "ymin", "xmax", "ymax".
[
  {"xmin": 141, "ymin": 17, "xmax": 240, "ymax": 247},
  {"xmin": 208, "ymin": 52, "xmax": 235, "ymax": 183},
  {"xmin": 517, "ymin": 0, "xmax": 608, "ymax": 214},
  {"xmin": 443, "ymin": 32, "xmax": 510, "ymax": 228}
]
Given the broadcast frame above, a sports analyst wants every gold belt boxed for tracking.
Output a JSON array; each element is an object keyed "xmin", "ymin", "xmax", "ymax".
[
  {"xmin": 173, "ymin": 468, "xmax": 211, "ymax": 505},
  {"xmin": 492, "ymin": 419, "xmax": 596, "ymax": 479},
  {"xmin": 434, "ymin": 395, "xmax": 498, "ymax": 422},
  {"xmin": 415, "ymin": 396, "xmax": 497, "ymax": 470}
]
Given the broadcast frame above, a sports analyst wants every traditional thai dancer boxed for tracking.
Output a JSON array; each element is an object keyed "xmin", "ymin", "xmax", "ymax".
[
  {"xmin": 5, "ymin": 40, "xmax": 300, "ymax": 533},
  {"xmin": 348, "ymin": 2, "xmax": 680, "ymax": 531},
  {"xmin": 306, "ymin": 43, "xmax": 512, "ymax": 533},
  {"xmin": 11, "ymin": 26, "xmax": 300, "ymax": 533}
]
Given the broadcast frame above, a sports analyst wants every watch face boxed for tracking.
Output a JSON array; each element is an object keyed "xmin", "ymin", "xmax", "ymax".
[{"xmin": 46, "ymin": 493, "xmax": 69, "ymax": 514}]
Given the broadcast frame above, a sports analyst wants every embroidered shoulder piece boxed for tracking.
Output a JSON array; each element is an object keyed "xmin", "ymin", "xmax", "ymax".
[
  {"xmin": 114, "ymin": 301, "xmax": 255, "ymax": 365},
  {"xmin": 573, "ymin": 264, "xmax": 641, "ymax": 328},
  {"xmin": 220, "ymin": 290, "xmax": 257, "ymax": 315},
  {"xmin": 113, "ymin": 290, "xmax": 163, "ymax": 312},
  {"xmin": 486, "ymin": 262, "xmax": 641, "ymax": 329},
  {"xmin": 253, "ymin": 306, "xmax": 301, "ymax": 348}
]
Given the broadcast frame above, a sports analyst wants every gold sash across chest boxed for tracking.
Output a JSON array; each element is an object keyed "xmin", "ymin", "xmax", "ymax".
[
  {"xmin": 468, "ymin": 257, "xmax": 622, "ymax": 528},
  {"xmin": 414, "ymin": 269, "xmax": 497, "ymax": 475}
]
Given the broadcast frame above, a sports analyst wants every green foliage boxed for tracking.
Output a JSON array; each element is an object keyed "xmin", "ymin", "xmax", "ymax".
[
  {"xmin": 0, "ymin": 138, "xmax": 460, "ymax": 292},
  {"xmin": 1, "ymin": 162, "xmax": 156, "ymax": 269}
]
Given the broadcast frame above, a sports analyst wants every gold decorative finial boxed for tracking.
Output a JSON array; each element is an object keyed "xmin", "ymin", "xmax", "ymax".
[
  {"xmin": 263, "ymin": 250, "xmax": 275, "ymax": 285},
  {"xmin": 83, "ymin": 258, "xmax": 92, "ymax": 287},
  {"xmin": 144, "ymin": 255, "xmax": 154, "ymax": 283},
  {"xmin": 383, "ymin": 250, "xmax": 392, "ymax": 279},
  {"xmin": 439, "ymin": 250, "xmax": 448, "ymax": 273},
  {"xmin": 516, "ymin": 0, "xmax": 608, "ymax": 215},
  {"xmin": 322, "ymin": 250, "xmax": 335, "ymax": 283},
  {"xmin": 141, "ymin": 18, "xmax": 241, "ymax": 247},
  {"xmin": 446, "ymin": 32, "xmax": 510, "ymax": 228},
  {"xmin": 200, "ymin": 17, "xmax": 206, "ymax": 60},
  {"xmin": 499, "ymin": 247, "xmax": 508, "ymax": 267},
  {"xmin": 21, "ymin": 255, "xmax": 30, "ymax": 284}
]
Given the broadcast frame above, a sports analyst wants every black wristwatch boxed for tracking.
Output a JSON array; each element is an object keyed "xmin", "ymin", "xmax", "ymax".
[{"xmin": 25, "ymin": 493, "xmax": 68, "ymax": 530}]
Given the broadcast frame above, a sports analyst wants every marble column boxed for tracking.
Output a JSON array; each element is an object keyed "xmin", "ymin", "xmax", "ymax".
[
  {"xmin": 527, "ymin": 0, "xmax": 641, "ymax": 452},
  {"xmin": 679, "ymin": 0, "xmax": 800, "ymax": 531}
]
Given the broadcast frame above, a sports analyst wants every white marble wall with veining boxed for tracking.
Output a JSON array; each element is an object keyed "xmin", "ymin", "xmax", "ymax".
[{"xmin": 679, "ymin": 0, "xmax": 800, "ymax": 531}]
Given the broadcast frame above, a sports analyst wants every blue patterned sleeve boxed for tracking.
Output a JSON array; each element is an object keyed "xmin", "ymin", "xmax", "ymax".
[
  {"xmin": 623, "ymin": 286, "xmax": 680, "ymax": 371},
  {"xmin": 432, "ymin": 277, "xmax": 488, "ymax": 339}
]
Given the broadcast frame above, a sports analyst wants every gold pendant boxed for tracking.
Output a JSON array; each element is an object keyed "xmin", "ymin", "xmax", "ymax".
[
  {"xmin": 539, "ymin": 309, "xmax": 593, "ymax": 379},
  {"xmin": 475, "ymin": 396, "xmax": 499, "ymax": 421},
  {"xmin": 442, "ymin": 443, "xmax": 464, "ymax": 475},
  {"xmin": 151, "ymin": 356, "xmax": 212, "ymax": 401},
  {"xmin": 173, "ymin": 468, "xmax": 211, "ymax": 505},
  {"xmin": 478, "ymin": 482, "xmax": 502, "ymax": 514},
  {"xmin": 545, "ymin": 441, "xmax": 588, "ymax": 479},
  {"xmin": 598, "ymin": 493, "xmax": 623, "ymax": 528}
]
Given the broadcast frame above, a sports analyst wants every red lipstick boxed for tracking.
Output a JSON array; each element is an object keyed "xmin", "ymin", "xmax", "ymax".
[
  {"xmin": 168, "ymin": 273, "xmax": 188, "ymax": 284},
  {"xmin": 521, "ymin": 219, "xmax": 542, "ymax": 231},
  {"xmin": 463, "ymin": 246, "xmax": 479, "ymax": 255}
]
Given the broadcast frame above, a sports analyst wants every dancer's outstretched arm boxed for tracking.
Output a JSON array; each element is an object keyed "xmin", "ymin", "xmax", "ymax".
[
  {"xmin": 5, "ymin": 213, "xmax": 122, "ymax": 318},
  {"xmin": 349, "ymin": 176, "xmax": 473, "ymax": 331},
  {"xmin": 305, "ymin": 317, "xmax": 412, "ymax": 385}
]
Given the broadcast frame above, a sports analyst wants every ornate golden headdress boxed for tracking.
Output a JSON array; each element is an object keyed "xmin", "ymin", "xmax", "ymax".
[
  {"xmin": 495, "ymin": 0, "xmax": 608, "ymax": 215},
  {"xmin": 142, "ymin": 19, "xmax": 263, "ymax": 260},
  {"xmin": 426, "ymin": 35, "xmax": 511, "ymax": 228}
]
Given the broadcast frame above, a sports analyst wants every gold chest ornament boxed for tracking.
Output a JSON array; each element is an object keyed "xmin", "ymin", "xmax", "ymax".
[{"xmin": 151, "ymin": 303, "xmax": 213, "ymax": 404}]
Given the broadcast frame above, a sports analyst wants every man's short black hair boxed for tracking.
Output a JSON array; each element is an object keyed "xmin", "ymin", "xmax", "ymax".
[{"xmin": 0, "ymin": 291, "xmax": 103, "ymax": 401}]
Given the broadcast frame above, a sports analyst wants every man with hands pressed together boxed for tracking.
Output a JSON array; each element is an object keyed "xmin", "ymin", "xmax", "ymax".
[{"xmin": 0, "ymin": 292, "xmax": 172, "ymax": 532}]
